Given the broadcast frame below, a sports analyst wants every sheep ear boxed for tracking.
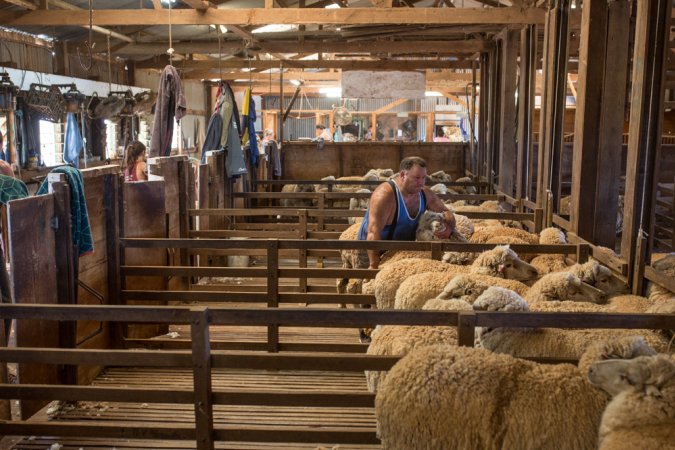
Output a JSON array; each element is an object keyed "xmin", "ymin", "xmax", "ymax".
[{"xmin": 645, "ymin": 385, "xmax": 663, "ymax": 398}]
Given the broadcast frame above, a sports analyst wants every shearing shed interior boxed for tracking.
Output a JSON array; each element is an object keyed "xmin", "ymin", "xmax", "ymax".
[{"xmin": 0, "ymin": 0, "xmax": 674, "ymax": 449}]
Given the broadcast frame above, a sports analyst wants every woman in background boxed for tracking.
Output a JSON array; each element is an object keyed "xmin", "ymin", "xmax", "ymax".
[{"xmin": 124, "ymin": 141, "xmax": 148, "ymax": 182}]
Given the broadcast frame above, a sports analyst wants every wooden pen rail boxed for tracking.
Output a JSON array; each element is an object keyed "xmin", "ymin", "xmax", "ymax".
[{"xmin": 0, "ymin": 305, "xmax": 673, "ymax": 449}]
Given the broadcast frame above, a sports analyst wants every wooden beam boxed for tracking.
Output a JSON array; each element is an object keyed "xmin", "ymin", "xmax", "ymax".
[
  {"xmin": 621, "ymin": 0, "xmax": 669, "ymax": 288},
  {"xmin": 181, "ymin": 0, "xmax": 212, "ymax": 10},
  {"xmin": 497, "ymin": 29, "xmax": 519, "ymax": 198},
  {"xmin": 516, "ymin": 24, "xmax": 536, "ymax": 201},
  {"xmin": 137, "ymin": 58, "xmax": 475, "ymax": 70},
  {"xmin": 115, "ymin": 39, "xmax": 492, "ymax": 56},
  {"xmin": 7, "ymin": 7, "xmax": 547, "ymax": 26},
  {"xmin": 2, "ymin": 0, "xmax": 37, "ymax": 9},
  {"xmin": 48, "ymin": 0, "xmax": 135, "ymax": 44},
  {"xmin": 373, "ymin": 99, "xmax": 407, "ymax": 114}
]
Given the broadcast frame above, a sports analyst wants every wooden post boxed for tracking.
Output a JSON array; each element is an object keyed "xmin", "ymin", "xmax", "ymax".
[
  {"xmin": 632, "ymin": 231, "xmax": 648, "ymax": 295},
  {"xmin": 469, "ymin": 60, "xmax": 477, "ymax": 175},
  {"xmin": 498, "ymin": 30, "xmax": 519, "ymax": 200},
  {"xmin": 570, "ymin": 0, "xmax": 630, "ymax": 248},
  {"xmin": 457, "ymin": 311, "xmax": 476, "ymax": 347},
  {"xmin": 298, "ymin": 209, "xmax": 308, "ymax": 293},
  {"xmin": 477, "ymin": 53, "xmax": 489, "ymax": 181},
  {"xmin": 279, "ymin": 63, "xmax": 284, "ymax": 143},
  {"xmin": 50, "ymin": 175, "xmax": 77, "ymax": 386},
  {"xmin": 105, "ymin": 174, "xmax": 123, "ymax": 348},
  {"xmin": 178, "ymin": 159, "xmax": 191, "ymax": 289},
  {"xmin": 191, "ymin": 307, "xmax": 214, "ymax": 450},
  {"xmin": 537, "ymin": 0, "xmax": 571, "ymax": 211},
  {"xmin": 267, "ymin": 239, "xmax": 280, "ymax": 352},
  {"xmin": 621, "ymin": 0, "xmax": 669, "ymax": 285},
  {"xmin": 517, "ymin": 25, "xmax": 537, "ymax": 202}
]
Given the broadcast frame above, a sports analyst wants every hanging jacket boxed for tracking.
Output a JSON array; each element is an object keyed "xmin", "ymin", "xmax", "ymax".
[
  {"xmin": 240, "ymin": 88, "xmax": 259, "ymax": 167},
  {"xmin": 150, "ymin": 65, "xmax": 187, "ymax": 157},
  {"xmin": 200, "ymin": 112, "xmax": 223, "ymax": 163},
  {"xmin": 63, "ymin": 112, "xmax": 84, "ymax": 167}
]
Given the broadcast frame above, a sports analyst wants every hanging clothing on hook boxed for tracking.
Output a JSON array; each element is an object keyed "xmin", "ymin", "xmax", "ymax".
[
  {"xmin": 240, "ymin": 87, "xmax": 259, "ymax": 167},
  {"xmin": 63, "ymin": 112, "xmax": 84, "ymax": 168},
  {"xmin": 150, "ymin": 65, "xmax": 186, "ymax": 157}
]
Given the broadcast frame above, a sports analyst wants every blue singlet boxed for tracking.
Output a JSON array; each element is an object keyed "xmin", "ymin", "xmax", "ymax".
[{"xmin": 357, "ymin": 181, "xmax": 426, "ymax": 241}]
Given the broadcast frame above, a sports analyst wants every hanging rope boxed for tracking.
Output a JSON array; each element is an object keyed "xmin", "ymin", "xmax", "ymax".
[
  {"xmin": 167, "ymin": 0, "xmax": 174, "ymax": 65},
  {"xmin": 217, "ymin": 25, "xmax": 223, "ymax": 81},
  {"xmin": 107, "ymin": 34, "xmax": 112, "ymax": 94},
  {"xmin": 77, "ymin": 0, "xmax": 94, "ymax": 71}
]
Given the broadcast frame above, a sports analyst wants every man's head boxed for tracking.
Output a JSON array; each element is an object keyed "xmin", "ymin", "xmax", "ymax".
[{"xmin": 399, "ymin": 156, "xmax": 428, "ymax": 194}]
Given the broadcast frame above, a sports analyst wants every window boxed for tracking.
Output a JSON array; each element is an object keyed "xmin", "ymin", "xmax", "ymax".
[
  {"xmin": 105, "ymin": 120, "xmax": 118, "ymax": 159},
  {"xmin": 39, "ymin": 120, "xmax": 63, "ymax": 167}
]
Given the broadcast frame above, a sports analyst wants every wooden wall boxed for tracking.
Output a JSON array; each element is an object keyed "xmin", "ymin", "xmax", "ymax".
[{"xmin": 280, "ymin": 142, "xmax": 469, "ymax": 180}]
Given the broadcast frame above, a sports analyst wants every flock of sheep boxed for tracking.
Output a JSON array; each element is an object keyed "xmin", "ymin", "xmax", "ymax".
[{"xmin": 322, "ymin": 170, "xmax": 675, "ymax": 449}]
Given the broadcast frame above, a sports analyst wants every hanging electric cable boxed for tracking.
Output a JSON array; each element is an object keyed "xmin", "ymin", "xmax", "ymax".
[{"xmin": 167, "ymin": 0, "xmax": 174, "ymax": 65}]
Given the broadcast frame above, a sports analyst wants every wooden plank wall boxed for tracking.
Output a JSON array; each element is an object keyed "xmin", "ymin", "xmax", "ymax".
[
  {"xmin": 280, "ymin": 142, "xmax": 468, "ymax": 180},
  {"xmin": 7, "ymin": 194, "xmax": 59, "ymax": 420}
]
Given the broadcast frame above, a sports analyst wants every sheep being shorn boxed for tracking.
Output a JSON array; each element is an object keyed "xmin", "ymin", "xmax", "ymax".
[
  {"xmin": 375, "ymin": 336, "xmax": 657, "ymax": 450},
  {"xmin": 588, "ymin": 354, "xmax": 675, "ymax": 450}
]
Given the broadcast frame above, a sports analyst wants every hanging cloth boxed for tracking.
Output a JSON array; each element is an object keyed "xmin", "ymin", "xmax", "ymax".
[
  {"xmin": 240, "ymin": 88, "xmax": 259, "ymax": 167},
  {"xmin": 37, "ymin": 166, "xmax": 94, "ymax": 256},
  {"xmin": 219, "ymin": 83, "xmax": 246, "ymax": 178},
  {"xmin": 200, "ymin": 112, "xmax": 223, "ymax": 164},
  {"xmin": 63, "ymin": 112, "xmax": 84, "ymax": 167},
  {"xmin": 150, "ymin": 65, "xmax": 187, "ymax": 157}
]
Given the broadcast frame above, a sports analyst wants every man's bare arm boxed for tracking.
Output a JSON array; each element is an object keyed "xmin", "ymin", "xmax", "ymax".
[{"xmin": 365, "ymin": 184, "xmax": 396, "ymax": 269}]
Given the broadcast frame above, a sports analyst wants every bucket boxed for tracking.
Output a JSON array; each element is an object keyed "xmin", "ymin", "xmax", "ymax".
[{"xmin": 227, "ymin": 237, "xmax": 250, "ymax": 267}]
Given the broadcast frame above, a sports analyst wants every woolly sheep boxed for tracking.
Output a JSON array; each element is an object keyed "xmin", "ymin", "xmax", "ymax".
[
  {"xmin": 394, "ymin": 272, "xmax": 529, "ymax": 310},
  {"xmin": 429, "ymin": 170, "xmax": 452, "ymax": 183},
  {"xmin": 429, "ymin": 183, "xmax": 447, "ymax": 195},
  {"xmin": 280, "ymin": 183, "xmax": 315, "ymax": 207},
  {"xmin": 646, "ymin": 253, "xmax": 675, "ymax": 303},
  {"xmin": 475, "ymin": 291, "xmax": 672, "ymax": 358},
  {"xmin": 589, "ymin": 354, "xmax": 675, "ymax": 450},
  {"xmin": 568, "ymin": 260, "xmax": 629, "ymax": 297},
  {"xmin": 469, "ymin": 226, "xmax": 539, "ymax": 245},
  {"xmin": 453, "ymin": 176, "xmax": 477, "ymax": 195},
  {"xmin": 529, "ymin": 227, "xmax": 569, "ymax": 274},
  {"xmin": 336, "ymin": 223, "xmax": 365, "ymax": 294},
  {"xmin": 364, "ymin": 298, "xmax": 472, "ymax": 392},
  {"xmin": 347, "ymin": 188, "xmax": 371, "ymax": 225},
  {"xmin": 375, "ymin": 336, "xmax": 657, "ymax": 450},
  {"xmin": 525, "ymin": 272, "xmax": 607, "ymax": 304},
  {"xmin": 377, "ymin": 245, "xmax": 537, "ymax": 309}
]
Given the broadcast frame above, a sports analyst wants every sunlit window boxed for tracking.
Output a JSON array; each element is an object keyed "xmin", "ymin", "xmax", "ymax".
[{"xmin": 39, "ymin": 120, "xmax": 63, "ymax": 167}]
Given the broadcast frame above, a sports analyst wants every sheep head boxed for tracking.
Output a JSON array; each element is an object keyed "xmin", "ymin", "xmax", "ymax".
[
  {"xmin": 471, "ymin": 245, "xmax": 539, "ymax": 281},
  {"xmin": 570, "ymin": 261, "xmax": 628, "ymax": 297},
  {"xmin": 579, "ymin": 336, "xmax": 658, "ymax": 377},
  {"xmin": 588, "ymin": 354, "xmax": 674, "ymax": 397},
  {"xmin": 437, "ymin": 275, "xmax": 490, "ymax": 303},
  {"xmin": 533, "ymin": 272, "xmax": 607, "ymax": 304},
  {"xmin": 415, "ymin": 210, "xmax": 446, "ymax": 241},
  {"xmin": 472, "ymin": 286, "xmax": 529, "ymax": 312}
]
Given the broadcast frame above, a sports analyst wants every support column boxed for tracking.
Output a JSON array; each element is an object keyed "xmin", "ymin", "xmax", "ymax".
[
  {"xmin": 537, "ymin": 0, "xmax": 571, "ymax": 208},
  {"xmin": 621, "ymin": 0, "xmax": 670, "ymax": 287},
  {"xmin": 498, "ymin": 29, "xmax": 520, "ymax": 198},
  {"xmin": 477, "ymin": 53, "xmax": 489, "ymax": 181},
  {"xmin": 570, "ymin": 0, "xmax": 630, "ymax": 248},
  {"xmin": 517, "ymin": 25, "xmax": 537, "ymax": 202}
]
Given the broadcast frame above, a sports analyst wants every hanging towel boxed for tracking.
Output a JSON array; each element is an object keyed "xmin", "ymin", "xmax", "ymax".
[
  {"xmin": 37, "ymin": 166, "xmax": 94, "ymax": 256},
  {"xmin": 150, "ymin": 65, "xmax": 187, "ymax": 157},
  {"xmin": 240, "ymin": 88, "xmax": 259, "ymax": 167},
  {"xmin": 63, "ymin": 112, "xmax": 84, "ymax": 167},
  {"xmin": 0, "ymin": 174, "xmax": 28, "ymax": 205},
  {"xmin": 200, "ymin": 112, "xmax": 223, "ymax": 164}
]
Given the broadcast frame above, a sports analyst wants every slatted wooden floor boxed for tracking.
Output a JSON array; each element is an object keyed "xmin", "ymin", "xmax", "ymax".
[{"xmin": 7, "ymin": 325, "xmax": 380, "ymax": 450}]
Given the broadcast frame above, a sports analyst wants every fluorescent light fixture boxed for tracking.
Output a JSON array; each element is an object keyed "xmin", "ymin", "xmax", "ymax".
[
  {"xmin": 210, "ymin": 24, "xmax": 216, "ymax": 29},
  {"xmin": 252, "ymin": 24, "xmax": 296, "ymax": 34},
  {"xmin": 425, "ymin": 91, "xmax": 443, "ymax": 97},
  {"xmin": 325, "ymin": 3, "xmax": 340, "ymax": 8},
  {"xmin": 219, "ymin": 25, "xmax": 228, "ymax": 33},
  {"xmin": 289, "ymin": 79, "xmax": 301, "ymax": 86},
  {"xmin": 161, "ymin": 0, "xmax": 176, "ymax": 3},
  {"xmin": 319, "ymin": 87, "xmax": 342, "ymax": 97}
]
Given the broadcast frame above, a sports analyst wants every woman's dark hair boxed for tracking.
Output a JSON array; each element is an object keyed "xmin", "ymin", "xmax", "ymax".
[
  {"xmin": 400, "ymin": 156, "xmax": 427, "ymax": 172},
  {"xmin": 124, "ymin": 141, "xmax": 146, "ymax": 168}
]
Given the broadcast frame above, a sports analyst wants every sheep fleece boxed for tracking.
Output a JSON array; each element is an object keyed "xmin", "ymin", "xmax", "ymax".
[{"xmin": 375, "ymin": 345, "xmax": 607, "ymax": 450}]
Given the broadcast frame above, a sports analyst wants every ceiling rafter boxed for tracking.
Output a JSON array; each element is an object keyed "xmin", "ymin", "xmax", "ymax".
[
  {"xmin": 44, "ymin": 0, "xmax": 135, "ymax": 44},
  {"xmin": 137, "ymin": 58, "xmax": 475, "ymax": 70},
  {"xmin": 5, "ymin": 7, "xmax": 548, "ymax": 27}
]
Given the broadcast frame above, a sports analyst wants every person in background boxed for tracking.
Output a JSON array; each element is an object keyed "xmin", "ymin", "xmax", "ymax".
[
  {"xmin": 123, "ymin": 141, "xmax": 148, "ymax": 182},
  {"xmin": 0, "ymin": 132, "xmax": 12, "ymax": 177},
  {"xmin": 364, "ymin": 126, "xmax": 373, "ymax": 141},
  {"xmin": 315, "ymin": 124, "xmax": 333, "ymax": 141}
]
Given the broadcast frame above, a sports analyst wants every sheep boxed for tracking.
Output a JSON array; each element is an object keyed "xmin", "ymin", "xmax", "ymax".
[
  {"xmin": 428, "ymin": 170, "xmax": 452, "ymax": 183},
  {"xmin": 525, "ymin": 272, "xmax": 607, "ymax": 304},
  {"xmin": 429, "ymin": 183, "xmax": 447, "ymax": 195},
  {"xmin": 588, "ymin": 354, "xmax": 675, "ymax": 450},
  {"xmin": 469, "ymin": 226, "xmax": 539, "ymax": 245},
  {"xmin": 568, "ymin": 260, "xmax": 629, "ymax": 297},
  {"xmin": 375, "ymin": 245, "xmax": 538, "ymax": 310},
  {"xmin": 375, "ymin": 336, "xmax": 657, "ymax": 450},
  {"xmin": 364, "ymin": 298, "xmax": 472, "ymax": 392},
  {"xmin": 530, "ymin": 226, "xmax": 570, "ymax": 274},
  {"xmin": 347, "ymin": 188, "xmax": 371, "ymax": 225},
  {"xmin": 646, "ymin": 253, "xmax": 675, "ymax": 304},
  {"xmin": 336, "ymin": 223, "xmax": 367, "ymax": 295},
  {"xmin": 453, "ymin": 176, "xmax": 477, "ymax": 195},
  {"xmin": 474, "ymin": 289, "xmax": 672, "ymax": 358},
  {"xmin": 394, "ymin": 272, "xmax": 529, "ymax": 310},
  {"xmin": 280, "ymin": 183, "xmax": 316, "ymax": 207}
]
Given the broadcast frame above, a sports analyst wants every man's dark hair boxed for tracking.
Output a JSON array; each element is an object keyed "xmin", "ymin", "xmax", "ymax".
[
  {"xmin": 400, "ymin": 156, "xmax": 427, "ymax": 172},
  {"xmin": 316, "ymin": 124, "xmax": 326, "ymax": 130}
]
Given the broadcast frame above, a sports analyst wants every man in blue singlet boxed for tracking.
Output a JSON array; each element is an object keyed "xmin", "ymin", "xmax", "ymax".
[{"xmin": 357, "ymin": 156, "xmax": 456, "ymax": 270}]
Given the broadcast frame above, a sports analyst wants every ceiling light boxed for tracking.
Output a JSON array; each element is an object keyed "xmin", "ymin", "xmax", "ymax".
[
  {"xmin": 290, "ymin": 79, "xmax": 301, "ymax": 86},
  {"xmin": 325, "ymin": 3, "xmax": 340, "ymax": 8},
  {"xmin": 219, "ymin": 25, "xmax": 228, "ymax": 33},
  {"xmin": 319, "ymin": 87, "xmax": 341, "ymax": 97},
  {"xmin": 425, "ymin": 91, "xmax": 443, "ymax": 97}
]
